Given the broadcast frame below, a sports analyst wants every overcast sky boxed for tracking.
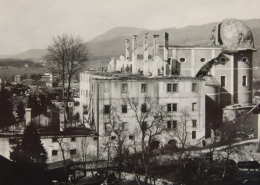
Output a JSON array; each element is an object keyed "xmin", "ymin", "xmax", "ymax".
[{"xmin": 1, "ymin": 0, "xmax": 260, "ymax": 55}]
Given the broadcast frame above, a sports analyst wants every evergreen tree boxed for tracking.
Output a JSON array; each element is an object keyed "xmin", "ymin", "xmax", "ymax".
[
  {"xmin": 0, "ymin": 83, "xmax": 15, "ymax": 128},
  {"xmin": 12, "ymin": 123, "xmax": 47, "ymax": 167},
  {"xmin": 11, "ymin": 123, "xmax": 49, "ymax": 184},
  {"xmin": 17, "ymin": 101, "xmax": 25, "ymax": 121}
]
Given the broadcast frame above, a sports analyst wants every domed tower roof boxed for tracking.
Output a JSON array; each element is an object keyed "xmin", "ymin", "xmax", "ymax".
[{"xmin": 213, "ymin": 18, "xmax": 255, "ymax": 53}]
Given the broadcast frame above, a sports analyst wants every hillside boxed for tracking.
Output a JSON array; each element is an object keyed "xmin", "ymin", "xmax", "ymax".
[
  {"xmin": 14, "ymin": 49, "xmax": 47, "ymax": 60},
  {"xmin": 12, "ymin": 19, "xmax": 260, "ymax": 67}
]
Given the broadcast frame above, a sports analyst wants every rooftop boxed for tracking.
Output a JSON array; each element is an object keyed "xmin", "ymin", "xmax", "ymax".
[
  {"xmin": 84, "ymin": 71, "xmax": 204, "ymax": 81},
  {"xmin": 159, "ymin": 45, "xmax": 221, "ymax": 49}
]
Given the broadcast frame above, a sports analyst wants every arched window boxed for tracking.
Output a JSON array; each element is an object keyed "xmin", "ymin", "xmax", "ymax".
[
  {"xmin": 179, "ymin": 57, "xmax": 186, "ymax": 63},
  {"xmin": 220, "ymin": 57, "xmax": 227, "ymax": 64},
  {"xmin": 150, "ymin": 141, "xmax": 160, "ymax": 151},
  {"xmin": 168, "ymin": 139, "xmax": 177, "ymax": 147},
  {"xmin": 200, "ymin": 58, "xmax": 206, "ymax": 62},
  {"xmin": 241, "ymin": 57, "xmax": 248, "ymax": 63}
]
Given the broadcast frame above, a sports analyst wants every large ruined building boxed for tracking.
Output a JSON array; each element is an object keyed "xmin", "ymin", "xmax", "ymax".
[{"xmin": 80, "ymin": 19, "xmax": 257, "ymax": 154}]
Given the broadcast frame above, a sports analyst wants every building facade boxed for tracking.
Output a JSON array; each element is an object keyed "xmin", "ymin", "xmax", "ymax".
[{"xmin": 80, "ymin": 72, "xmax": 206, "ymax": 151}]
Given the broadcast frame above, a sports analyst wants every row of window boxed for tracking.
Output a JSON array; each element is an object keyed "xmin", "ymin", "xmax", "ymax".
[
  {"xmin": 52, "ymin": 149, "xmax": 76, "ymax": 156},
  {"xmin": 167, "ymin": 120, "xmax": 197, "ymax": 129},
  {"xmin": 105, "ymin": 122, "xmax": 127, "ymax": 132},
  {"xmin": 80, "ymin": 83, "xmax": 198, "ymax": 95},
  {"xmin": 105, "ymin": 120, "xmax": 197, "ymax": 132},
  {"xmin": 80, "ymin": 89, "xmax": 88, "ymax": 97},
  {"xmin": 177, "ymin": 56, "xmax": 248, "ymax": 64},
  {"xmin": 80, "ymin": 75, "xmax": 90, "ymax": 83},
  {"xmin": 167, "ymin": 103, "xmax": 197, "ymax": 112},
  {"xmin": 105, "ymin": 123, "xmax": 197, "ymax": 139},
  {"xmin": 104, "ymin": 102, "xmax": 197, "ymax": 115},
  {"xmin": 220, "ymin": 76, "xmax": 248, "ymax": 87},
  {"xmin": 52, "ymin": 137, "xmax": 76, "ymax": 143},
  {"xmin": 121, "ymin": 83, "xmax": 198, "ymax": 94},
  {"xmin": 107, "ymin": 135, "xmax": 134, "ymax": 140}
]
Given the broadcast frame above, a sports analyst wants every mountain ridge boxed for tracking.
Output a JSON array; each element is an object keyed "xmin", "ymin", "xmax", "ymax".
[{"xmin": 9, "ymin": 19, "xmax": 260, "ymax": 67}]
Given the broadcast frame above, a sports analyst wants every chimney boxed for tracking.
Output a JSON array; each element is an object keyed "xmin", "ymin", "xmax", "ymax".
[
  {"xmin": 132, "ymin": 35, "xmax": 137, "ymax": 60},
  {"xmin": 132, "ymin": 35, "xmax": 138, "ymax": 74},
  {"xmin": 125, "ymin": 39, "xmax": 130, "ymax": 59},
  {"xmin": 143, "ymin": 35, "xmax": 148, "ymax": 60},
  {"xmin": 25, "ymin": 108, "xmax": 31, "ymax": 126},
  {"xmin": 164, "ymin": 32, "xmax": 169, "ymax": 61},
  {"xmin": 59, "ymin": 108, "xmax": 65, "ymax": 131},
  {"xmin": 164, "ymin": 32, "xmax": 169, "ymax": 76},
  {"xmin": 153, "ymin": 35, "xmax": 159, "ymax": 59},
  {"xmin": 214, "ymin": 25, "xmax": 220, "ymax": 46}
]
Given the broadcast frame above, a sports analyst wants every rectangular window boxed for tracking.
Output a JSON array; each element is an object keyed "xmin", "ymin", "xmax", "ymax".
[
  {"xmin": 9, "ymin": 138, "xmax": 18, "ymax": 144},
  {"xmin": 167, "ymin": 120, "xmax": 177, "ymax": 129},
  {"xmin": 242, "ymin": 76, "xmax": 247, "ymax": 86},
  {"xmin": 122, "ymin": 122, "xmax": 127, "ymax": 130},
  {"xmin": 86, "ymin": 90, "xmax": 88, "ymax": 97},
  {"xmin": 167, "ymin": 104, "xmax": 172, "ymax": 112},
  {"xmin": 167, "ymin": 84, "xmax": 172, "ymax": 92},
  {"xmin": 141, "ymin": 104, "xmax": 147, "ymax": 113},
  {"xmin": 192, "ymin": 131, "xmax": 196, "ymax": 139},
  {"xmin": 122, "ymin": 84, "xmax": 128, "ymax": 93},
  {"xmin": 167, "ymin": 83, "xmax": 178, "ymax": 92},
  {"xmin": 93, "ymin": 136, "xmax": 98, "ymax": 141},
  {"xmin": 52, "ymin": 138, "xmax": 58, "ymax": 143},
  {"xmin": 221, "ymin": 76, "xmax": 226, "ymax": 87},
  {"xmin": 192, "ymin": 103, "xmax": 197, "ymax": 111},
  {"xmin": 141, "ymin": 84, "xmax": 147, "ymax": 93},
  {"xmin": 192, "ymin": 83, "xmax": 197, "ymax": 92},
  {"xmin": 105, "ymin": 122, "xmax": 111, "ymax": 132},
  {"xmin": 142, "ymin": 121, "xmax": 147, "ymax": 129},
  {"xmin": 71, "ymin": 137, "xmax": 76, "ymax": 142},
  {"xmin": 111, "ymin": 136, "xmax": 116, "ymax": 140},
  {"xmin": 104, "ymin": 105, "xmax": 110, "ymax": 114},
  {"xmin": 129, "ymin": 135, "xmax": 134, "ymax": 140},
  {"xmin": 52, "ymin": 150, "xmax": 58, "ymax": 156},
  {"xmin": 70, "ymin": 149, "xmax": 76, "ymax": 155},
  {"xmin": 192, "ymin": 120, "xmax": 197, "ymax": 128},
  {"xmin": 172, "ymin": 104, "xmax": 177, "ymax": 111},
  {"xmin": 167, "ymin": 104, "xmax": 177, "ymax": 112},
  {"xmin": 167, "ymin": 121, "xmax": 172, "ymax": 129},
  {"xmin": 122, "ymin": 105, "xmax": 127, "ymax": 113},
  {"xmin": 172, "ymin": 83, "xmax": 178, "ymax": 92},
  {"xmin": 10, "ymin": 152, "xmax": 14, "ymax": 160},
  {"xmin": 172, "ymin": 121, "xmax": 177, "ymax": 128}
]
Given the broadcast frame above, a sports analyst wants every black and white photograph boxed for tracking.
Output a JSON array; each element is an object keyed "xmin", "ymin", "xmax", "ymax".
[{"xmin": 0, "ymin": 0, "xmax": 260, "ymax": 184}]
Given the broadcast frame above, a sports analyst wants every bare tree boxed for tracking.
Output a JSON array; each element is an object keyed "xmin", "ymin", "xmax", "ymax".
[
  {"xmin": 45, "ymin": 33, "xmax": 88, "ymax": 105},
  {"xmin": 163, "ymin": 107, "xmax": 193, "ymax": 183},
  {"xmin": 55, "ymin": 137, "xmax": 71, "ymax": 185},
  {"xmin": 100, "ymin": 104, "xmax": 128, "ymax": 182},
  {"xmin": 126, "ymin": 96, "xmax": 168, "ymax": 185}
]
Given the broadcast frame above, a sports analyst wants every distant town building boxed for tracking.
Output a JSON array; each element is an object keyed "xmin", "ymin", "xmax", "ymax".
[{"xmin": 14, "ymin": 74, "xmax": 23, "ymax": 84}]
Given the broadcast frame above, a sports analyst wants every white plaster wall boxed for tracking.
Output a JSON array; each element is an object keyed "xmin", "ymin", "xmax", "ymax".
[{"xmin": 93, "ymin": 78, "xmax": 205, "ymax": 147}]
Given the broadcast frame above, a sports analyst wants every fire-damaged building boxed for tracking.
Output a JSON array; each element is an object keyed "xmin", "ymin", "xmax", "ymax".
[{"xmin": 79, "ymin": 18, "xmax": 258, "ymax": 156}]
